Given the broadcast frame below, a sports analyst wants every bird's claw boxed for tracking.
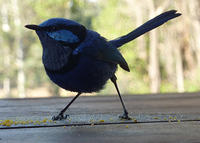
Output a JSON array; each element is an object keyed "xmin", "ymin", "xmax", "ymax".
[
  {"xmin": 52, "ymin": 114, "xmax": 69, "ymax": 121},
  {"xmin": 119, "ymin": 113, "xmax": 131, "ymax": 120}
]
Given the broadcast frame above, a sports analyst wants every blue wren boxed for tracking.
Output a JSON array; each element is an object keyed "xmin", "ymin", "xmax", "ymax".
[{"xmin": 25, "ymin": 10, "xmax": 181, "ymax": 120}]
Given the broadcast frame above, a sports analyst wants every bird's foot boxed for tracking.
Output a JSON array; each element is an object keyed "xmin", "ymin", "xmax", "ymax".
[
  {"xmin": 119, "ymin": 113, "xmax": 131, "ymax": 120},
  {"xmin": 52, "ymin": 114, "xmax": 69, "ymax": 121}
]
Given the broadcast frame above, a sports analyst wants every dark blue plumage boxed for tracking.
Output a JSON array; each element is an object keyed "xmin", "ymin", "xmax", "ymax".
[
  {"xmin": 36, "ymin": 24, "xmax": 118, "ymax": 93},
  {"xmin": 25, "ymin": 10, "xmax": 181, "ymax": 120}
]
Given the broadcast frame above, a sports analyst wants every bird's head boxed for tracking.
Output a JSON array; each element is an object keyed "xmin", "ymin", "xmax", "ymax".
[
  {"xmin": 25, "ymin": 18, "xmax": 86, "ymax": 49},
  {"xmin": 25, "ymin": 18, "xmax": 86, "ymax": 71}
]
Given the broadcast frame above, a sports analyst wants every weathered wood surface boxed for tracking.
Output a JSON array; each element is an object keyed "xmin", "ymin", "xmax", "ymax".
[{"xmin": 0, "ymin": 92, "xmax": 200, "ymax": 143}]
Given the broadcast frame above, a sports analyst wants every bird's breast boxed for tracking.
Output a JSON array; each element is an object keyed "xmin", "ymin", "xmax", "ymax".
[
  {"xmin": 42, "ymin": 45, "xmax": 72, "ymax": 72},
  {"xmin": 45, "ymin": 55, "xmax": 117, "ymax": 93}
]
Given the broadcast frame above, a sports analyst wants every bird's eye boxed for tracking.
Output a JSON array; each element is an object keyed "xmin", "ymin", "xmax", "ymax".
[{"xmin": 47, "ymin": 30, "xmax": 79, "ymax": 43}]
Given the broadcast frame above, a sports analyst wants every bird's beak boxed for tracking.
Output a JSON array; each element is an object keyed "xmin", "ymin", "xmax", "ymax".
[{"xmin": 25, "ymin": 24, "xmax": 42, "ymax": 31}]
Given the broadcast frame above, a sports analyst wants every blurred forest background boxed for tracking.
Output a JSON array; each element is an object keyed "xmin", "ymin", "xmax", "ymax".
[{"xmin": 0, "ymin": 0, "xmax": 200, "ymax": 98}]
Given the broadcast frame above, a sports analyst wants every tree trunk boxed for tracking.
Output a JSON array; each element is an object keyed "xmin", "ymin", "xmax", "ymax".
[
  {"xmin": 12, "ymin": 0, "xmax": 26, "ymax": 98},
  {"xmin": 148, "ymin": 0, "xmax": 161, "ymax": 93},
  {"xmin": 175, "ymin": 46, "xmax": 184, "ymax": 92},
  {"xmin": 3, "ymin": 46, "xmax": 11, "ymax": 97},
  {"xmin": 1, "ymin": 2, "xmax": 11, "ymax": 97},
  {"xmin": 135, "ymin": 4, "xmax": 147, "ymax": 61},
  {"xmin": 188, "ymin": 1, "xmax": 200, "ymax": 68}
]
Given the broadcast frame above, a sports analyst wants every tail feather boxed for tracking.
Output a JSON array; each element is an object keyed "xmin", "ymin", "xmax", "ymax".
[{"xmin": 109, "ymin": 10, "xmax": 181, "ymax": 48}]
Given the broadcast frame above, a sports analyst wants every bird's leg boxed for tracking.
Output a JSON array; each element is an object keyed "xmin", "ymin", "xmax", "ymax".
[
  {"xmin": 110, "ymin": 75, "xmax": 131, "ymax": 120},
  {"xmin": 52, "ymin": 92, "xmax": 81, "ymax": 120}
]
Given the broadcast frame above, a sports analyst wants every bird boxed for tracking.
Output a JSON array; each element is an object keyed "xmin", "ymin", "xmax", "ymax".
[{"xmin": 25, "ymin": 10, "xmax": 181, "ymax": 120}]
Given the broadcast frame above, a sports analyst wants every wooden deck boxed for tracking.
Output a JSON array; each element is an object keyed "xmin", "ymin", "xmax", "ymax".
[{"xmin": 0, "ymin": 92, "xmax": 200, "ymax": 143}]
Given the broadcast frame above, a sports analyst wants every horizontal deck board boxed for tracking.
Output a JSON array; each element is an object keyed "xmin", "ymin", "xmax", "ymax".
[{"xmin": 0, "ymin": 92, "xmax": 200, "ymax": 142}]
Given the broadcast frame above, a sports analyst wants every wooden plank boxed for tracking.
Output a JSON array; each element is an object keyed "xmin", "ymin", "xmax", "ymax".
[
  {"xmin": 0, "ymin": 122, "xmax": 200, "ymax": 143},
  {"xmin": 0, "ymin": 93, "xmax": 200, "ymax": 128},
  {"xmin": 1, "ymin": 93, "xmax": 200, "ymax": 117},
  {"xmin": 0, "ymin": 93, "xmax": 200, "ymax": 142}
]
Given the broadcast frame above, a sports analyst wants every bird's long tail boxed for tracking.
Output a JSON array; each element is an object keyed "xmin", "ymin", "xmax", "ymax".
[{"xmin": 109, "ymin": 10, "xmax": 181, "ymax": 48}]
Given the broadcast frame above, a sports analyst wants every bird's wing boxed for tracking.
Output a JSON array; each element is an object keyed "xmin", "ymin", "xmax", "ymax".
[
  {"xmin": 96, "ymin": 38, "xmax": 130, "ymax": 72},
  {"xmin": 74, "ymin": 30, "xmax": 130, "ymax": 72}
]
